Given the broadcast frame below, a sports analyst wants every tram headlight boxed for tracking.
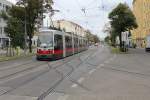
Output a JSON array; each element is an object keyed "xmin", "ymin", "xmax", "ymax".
[{"xmin": 37, "ymin": 48, "xmax": 42, "ymax": 53}]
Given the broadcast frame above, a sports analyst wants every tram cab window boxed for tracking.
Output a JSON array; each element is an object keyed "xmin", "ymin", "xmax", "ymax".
[
  {"xmin": 37, "ymin": 34, "xmax": 53, "ymax": 48},
  {"xmin": 54, "ymin": 34, "xmax": 63, "ymax": 50}
]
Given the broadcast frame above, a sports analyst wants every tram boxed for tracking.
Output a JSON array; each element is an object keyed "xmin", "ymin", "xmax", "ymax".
[{"xmin": 36, "ymin": 28, "xmax": 88, "ymax": 60}]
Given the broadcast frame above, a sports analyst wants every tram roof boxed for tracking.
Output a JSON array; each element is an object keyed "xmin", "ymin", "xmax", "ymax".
[{"xmin": 39, "ymin": 28, "xmax": 62, "ymax": 33}]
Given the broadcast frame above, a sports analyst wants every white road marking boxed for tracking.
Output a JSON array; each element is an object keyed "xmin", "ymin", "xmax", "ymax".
[
  {"xmin": 89, "ymin": 69, "xmax": 96, "ymax": 75},
  {"xmin": 71, "ymin": 77, "xmax": 85, "ymax": 88},
  {"xmin": 78, "ymin": 77, "xmax": 85, "ymax": 83},
  {"xmin": 71, "ymin": 84, "xmax": 78, "ymax": 88}
]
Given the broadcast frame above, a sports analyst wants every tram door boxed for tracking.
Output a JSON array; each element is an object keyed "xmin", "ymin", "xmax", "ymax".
[
  {"xmin": 65, "ymin": 36, "xmax": 73, "ymax": 56},
  {"xmin": 54, "ymin": 34, "xmax": 63, "ymax": 59},
  {"xmin": 74, "ymin": 37, "xmax": 78, "ymax": 54}
]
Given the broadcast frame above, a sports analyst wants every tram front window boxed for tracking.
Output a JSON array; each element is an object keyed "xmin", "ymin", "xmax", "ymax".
[{"xmin": 37, "ymin": 35, "xmax": 53, "ymax": 48}]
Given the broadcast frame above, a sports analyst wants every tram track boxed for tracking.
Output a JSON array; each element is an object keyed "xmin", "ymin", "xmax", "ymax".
[
  {"xmin": 0, "ymin": 47, "xmax": 99, "ymax": 99},
  {"xmin": 0, "ymin": 62, "xmax": 50, "ymax": 96},
  {"xmin": 37, "ymin": 47, "xmax": 99, "ymax": 100},
  {"xmin": 0, "ymin": 49, "xmax": 91, "ymax": 97},
  {"xmin": 0, "ymin": 60, "xmax": 44, "ymax": 72},
  {"xmin": 0, "ymin": 62, "xmax": 47, "ymax": 80},
  {"xmin": 0, "ymin": 50, "xmax": 88, "ymax": 96}
]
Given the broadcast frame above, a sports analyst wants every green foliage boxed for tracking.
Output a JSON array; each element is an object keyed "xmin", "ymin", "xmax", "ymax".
[
  {"xmin": 16, "ymin": 0, "xmax": 45, "ymax": 52},
  {"xmin": 5, "ymin": 18, "xmax": 25, "ymax": 49},
  {"xmin": 1, "ymin": 6, "xmax": 25, "ymax": 49},
  {"xmin": 1, "ymin": 0, "xmax": 53, "ymax": 52},
  {"xmin": 85, "ymin": 30, "xmax": 100, "ymax": 43},
  {"xmin": 109, "ymin": 3, "xmax": 138, "ymax": 33},
  {"xmin": 0, "ymin": 10, "xmax": 9, "ymax": 20},
  {"xmin": 93, "ymin": 34, "xmax": 100, "ymax": 43},
  {"xmin": 104, "ymin": 36, "xmax": 110, "ymax": 43},
  {"xmin": 108, "ymin": 3, "xmax": 138, "ymax": 50}
]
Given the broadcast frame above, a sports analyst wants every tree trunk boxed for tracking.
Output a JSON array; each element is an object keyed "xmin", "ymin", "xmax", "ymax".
[
  {"xmin": 119, "ymin": 33, "xmax": 122, "ymax": 51},
  {"xmin": 28, "ymin": 36, "xmax": 32, "ymax": 53}
]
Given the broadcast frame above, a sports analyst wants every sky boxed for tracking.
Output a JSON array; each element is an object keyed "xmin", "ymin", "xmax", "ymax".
[{"xmin": 7, "ymin": 0, "xmax": 133, "ymax": 38}]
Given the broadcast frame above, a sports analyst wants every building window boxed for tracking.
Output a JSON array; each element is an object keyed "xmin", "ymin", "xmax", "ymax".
[
  {"xmin": 3, "ymin": 4, "xmax": 5, "ymax": 10},
  {"xmin": 5, "ymin": 5, "xmax": 10, "ymax": 12},
  {"xmin": 0, "ymin": 27, "xmax": 2, "ymax": 34}
]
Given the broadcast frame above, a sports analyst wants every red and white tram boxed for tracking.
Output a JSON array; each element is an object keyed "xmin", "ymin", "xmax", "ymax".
[{"xmin": 36, "ymin": 28, "xmax": 88, "ymax": 60}]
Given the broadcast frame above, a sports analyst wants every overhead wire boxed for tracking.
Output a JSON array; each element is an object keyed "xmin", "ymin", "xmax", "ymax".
[
  {"xmin": 53, "ymin": 0, "xmax": 107, "ymax": 33},
  {"xmin": 86, "ymin": 0, "xmax": 98, "ymax": 7}
]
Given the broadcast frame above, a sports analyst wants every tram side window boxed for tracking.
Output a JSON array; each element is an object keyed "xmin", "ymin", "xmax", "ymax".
[
  {"xmin": 69, "ymin": 37, "xmax": 72, "ymax": 48},
  {"xmin": 65, "ymin": 36, "xmax": 72, "ymax": 48},
  {"xmin": 79, "ymin": 39, "xmax": 82, "ymax": 47},
  {"xmin": 83, "ymin": 40, "xmax": 85, "ymax": 47},
  {"xmin": 76, "ymin": 38, "xmax": 78, "ymax": 48},
  {"xmin": 54, "ymin": 34, "xmax": 63, "ymax": 50},
  {"xmin": 74, "ymin": 37, "xmax": 78, "ymax": 48},
  {"xmin": 81, "ymin": 39, "xmax": 83, "ymax": 47}
]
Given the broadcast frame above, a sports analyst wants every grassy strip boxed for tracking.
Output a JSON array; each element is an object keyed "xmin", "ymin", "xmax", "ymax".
[
  {"xmin": 111, "ymin": 47, "xmax": 128, "ymax": 54},
  {"xmin": 0, "ymin": 53, "xmax": 35, "ymax": 62}
]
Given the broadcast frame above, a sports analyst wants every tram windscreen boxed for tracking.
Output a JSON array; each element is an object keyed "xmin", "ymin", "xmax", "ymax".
[{"xmin": 37, "ymin": 34, "xmax": 53, "ymax": 48}]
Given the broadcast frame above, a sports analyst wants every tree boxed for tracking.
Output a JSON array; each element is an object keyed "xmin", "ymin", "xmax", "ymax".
[
  {"xmin": 85, "ymin": 30, "xmax": 94, "ymax": 42},
  {"xmin": 85, "ymin": 30, "xmax": 100, "ymax": 43},
  {"xmin": 103, "ymin": 23, "xmax": 116, "ymax": 46},
  {"xmin": 16, "ymin": 0, "xmax": 53, "ymax": 53},
  {"xmin": 104, "ymin": 36, "xmax": 110, "ymax": 43},
  {"xmin": 93, "ymin": 34, "xmax": 100, "ymax": 43},
  {"xmin": 1, "ymin": 0, "xmax": 53, "ymax": 53},
  {"xmin": 1, "ymin": 6, "xmax": 25, "ymax": 49},
  {"xmin": 108, "ymin": 3, "xmax": 138, "ymax": 51}
]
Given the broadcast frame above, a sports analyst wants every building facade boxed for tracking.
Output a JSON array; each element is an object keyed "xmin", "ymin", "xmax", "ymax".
[
  {"xmin": 53, "ymin": 20, "xmax": 87, "ymax": 37},
  {"xmin": 132, "ymin": 0, "xmax": 150, "ymax": 47},
  {"xmin": 0, "ymin": 0, "xmax": 12, "ymax": 48}
]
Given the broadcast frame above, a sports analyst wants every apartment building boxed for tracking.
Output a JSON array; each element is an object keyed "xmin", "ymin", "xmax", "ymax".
[
  {"xmin": 53, "ymin": 20, "xmax": 87, "ymax": 37},
  {"xmin": 132, "ymin": 0, "xmax": 150, "ymax": 47},
  {"xmin": 0, "ymin": 0, "xmax": 12, "ymax": 48}
]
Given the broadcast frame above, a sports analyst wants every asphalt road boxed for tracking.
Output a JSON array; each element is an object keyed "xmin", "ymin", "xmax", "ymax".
[{"xmin": 0, "ymin": 46, "xmax": 150, "ymax": 100}]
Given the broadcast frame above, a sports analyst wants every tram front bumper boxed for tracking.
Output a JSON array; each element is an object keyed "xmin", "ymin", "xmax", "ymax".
[{"xmin": 36, "ymin": 54, "xmax": 53, "ymax": 59}]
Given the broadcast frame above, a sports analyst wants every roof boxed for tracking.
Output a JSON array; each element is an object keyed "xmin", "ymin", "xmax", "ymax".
[
  {"xmin": 39, "ymin": 28, "xmax": 60, "ymax": 32},
  {"xmin": 55, "ymin": 19, "xmax": 83, "ymax": 29}
]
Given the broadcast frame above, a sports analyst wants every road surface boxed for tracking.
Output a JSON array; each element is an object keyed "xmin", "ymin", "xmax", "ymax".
[{"xmin": 0, "ymin": 46, "xmax": 150, "ymax": 100}]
